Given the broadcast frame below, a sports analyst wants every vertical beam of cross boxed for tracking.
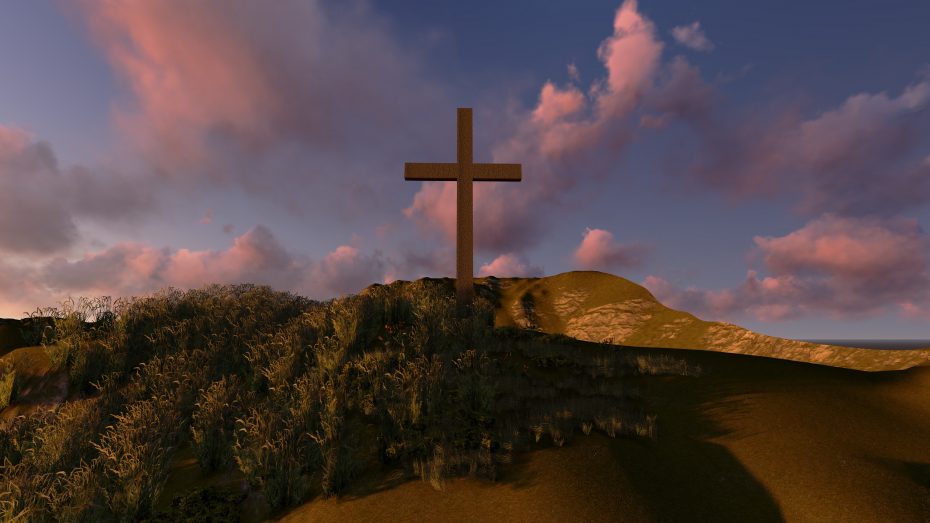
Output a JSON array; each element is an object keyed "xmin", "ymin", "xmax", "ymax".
[
  {"xmin": 456, "ymin": 108, "xmax": 474, "ymax": 310},
  {"xmin": 404, "ymin": 108, "xmax": 522, "ymax": 313}
]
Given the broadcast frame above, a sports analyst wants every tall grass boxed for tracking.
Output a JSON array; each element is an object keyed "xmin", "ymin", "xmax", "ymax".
[
  {"xmin": 190, "ymin": 376, "xmax": 241, "ymax": 472},
  {"xmin": 0, "ymin": 279, "xmax": 698, "ymax": 520}
]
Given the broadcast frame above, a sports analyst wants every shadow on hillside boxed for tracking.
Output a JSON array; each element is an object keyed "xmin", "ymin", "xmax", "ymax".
[
  {"xmin": 603, "ymin": 346, "xmax": 930, "ymax": 523},
  {"xmin": 870, "ymin": 456, "xmax": 930, "ymax": 490},
  {"xmin": 604, "ymin": 374, "xmax": 784, "ymax": 522},
  {"xmin": 335, "ymin": 350, "xmax": 785, "ymax": 522}
]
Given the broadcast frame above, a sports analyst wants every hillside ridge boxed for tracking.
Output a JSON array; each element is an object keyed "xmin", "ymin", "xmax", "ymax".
[
  {"xmin": 3, "ymin": 272, "xmax": 928, "ymax": 372},
  {"xmin": 485, "ymin": 271, "xmax": 930, "ymax": 372}
]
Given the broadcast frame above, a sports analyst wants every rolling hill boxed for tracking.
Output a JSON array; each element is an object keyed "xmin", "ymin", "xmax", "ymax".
[
  {"xmin": 1, "ymin": 274, "xmax": 928, "ymax": 521},
  {"xmin": 488, "ymin": 271, "xmax": 930, "ymax": 371}
]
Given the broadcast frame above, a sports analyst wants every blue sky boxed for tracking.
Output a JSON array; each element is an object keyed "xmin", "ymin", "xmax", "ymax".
[{"xmin": 1, "ymin": 0, "xmax": 929, "ymax": 339}]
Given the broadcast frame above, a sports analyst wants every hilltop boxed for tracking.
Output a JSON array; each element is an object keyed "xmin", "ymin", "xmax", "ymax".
[{"xmin": 487, "ymin": 271, "xmax": 930, "ymax": 371}]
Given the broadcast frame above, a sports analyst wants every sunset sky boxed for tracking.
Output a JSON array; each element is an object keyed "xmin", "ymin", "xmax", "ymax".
[{"xmin": 2, "ymin": 0, "xmax": 929, "ymax": 339}]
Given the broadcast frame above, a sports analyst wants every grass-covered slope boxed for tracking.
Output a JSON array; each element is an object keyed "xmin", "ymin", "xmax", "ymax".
[
  {"xmin": 490, "ymin": 271, "xmax": 930, "ymax": 371},
  {"xmin": 0, "ymin": 281, "xmax": 697, "ymax": 522}
]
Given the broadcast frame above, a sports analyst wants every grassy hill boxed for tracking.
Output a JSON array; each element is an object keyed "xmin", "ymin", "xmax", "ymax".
[
  {"xmin": 0, "ymin": 280, "xmax": 702, "ymax": 521},
  {"xmin": 490, "ymin": 271, "xmax": 930, "ymax": 371},
  {"xmin": 0, "ymin": 274, "xmax": 928, "ymax": 521}
]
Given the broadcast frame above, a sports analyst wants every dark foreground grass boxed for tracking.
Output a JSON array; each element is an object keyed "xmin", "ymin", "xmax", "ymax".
[{"xmin": 0, "ymin": 280, "xmax": 698, "ymax": 521}]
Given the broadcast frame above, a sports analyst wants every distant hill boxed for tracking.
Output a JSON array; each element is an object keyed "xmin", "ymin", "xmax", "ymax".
[{"xmin": 486, "ymin": 271, "xmax": 930, "ymax": 372}]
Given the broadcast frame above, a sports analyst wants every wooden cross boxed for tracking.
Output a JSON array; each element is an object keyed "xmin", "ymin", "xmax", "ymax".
[{"xmin": 405, "ymin": 108, "xmax": 522, "ymax": 312}]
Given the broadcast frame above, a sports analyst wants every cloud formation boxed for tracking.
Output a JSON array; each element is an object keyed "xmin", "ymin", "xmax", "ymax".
[
  {"xmin": 478, "ymin": 253, "xmax": 543, "ymax": 278},
  {"xmin": 0, "ymin": 125, "xmax": 153, "ymax": 255},
  {"xmin": 644, "ymin": 215, "xmax": 930, "ymax": 321},
  {"xmin": 573, "ymin": 228, "xmax": 647, "ymax": 271},
  {"xmin": 0, "ymin": 225, "xmax": 387, "ymax": 317},
  {"xmin": 0, "ymin": 127, "xmax": 78, "ymax": 254},
  {"xmin": 0, "ymin": 260, "xmax": 45, "ymax": 318},
  {"xmin": 312, "ymin": 245, "xmax": 386, "ymax": 298},
  {"xmin": 405, "ymin": 0, "xmax": 667, "ymax": 256},
  {"xmin": 77, "ymin": 0, "xmax": 445, "ymax": 184},
  {"xmin": 671, "ymin": 21, "xmax": 714, "ymax": 52},
  {"xmin": 676, "ymin": 78, "xmax": 930, "ymax": 216}
]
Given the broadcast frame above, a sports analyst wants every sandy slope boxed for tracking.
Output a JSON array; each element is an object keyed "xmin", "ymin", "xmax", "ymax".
[
  {"xmin": 489, "ymin": 271, "xmax": 930, "ymax": 372},
  {"xmin": 279, "ymin": 348, "xmax": 930, "ymax": 523}
]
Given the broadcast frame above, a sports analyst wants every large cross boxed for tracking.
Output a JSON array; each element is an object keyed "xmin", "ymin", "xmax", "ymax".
[{"xmin": 405, "ymin": 108, "xmax": 522, "ymax": 312}]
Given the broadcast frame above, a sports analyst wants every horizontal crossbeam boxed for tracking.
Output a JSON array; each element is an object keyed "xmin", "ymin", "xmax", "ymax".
[{"xmin": 404, "ymin": 162, "xmax": 522, "ymax": 182}]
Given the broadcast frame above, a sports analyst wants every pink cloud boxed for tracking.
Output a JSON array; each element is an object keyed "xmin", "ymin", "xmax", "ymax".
[
  {"xmin": 899, "ymin": 302, "xmax": 930, "ymax": 320},
  {"xmin": 671, "ymin": 21, "xmax": 714, "ymax": 52},
  {"xmin": 312, "ymin": 245, "xmax": 386, "ymax": 297},
  {"xmin": 573, "ymin": 228, "xmax": 647, "ymax": 272},
  {"xmin": 643, "ymin": 215, "xmax": 930, "ymax": 321},
  {"xmin": 77, "ymin": 0, "xmax": 444, "ymax": 178},
  {"xmin": 478, "ymin": 253, "xmax": 543, "ymax": 278},
  {"xmin": 753, "ymin": 214, "xmax": 927, "ymax": 281},
  {"xmin": 161, "ymin": 225, "xmax": 296, "ymax": 290},
  {"xmin": 403, "ymin": 179, "xmax": 542, "ymax": 253},
  {"xmin": 639, "ymin": 113, "xmax": 672, "ymax": 129},
  {"xmin": 71, "ymin": 0, "xmax": 462, "ymax": 237},
  {"xmin": 646, "ymin": 56, "xmax": 714, "ymax": 122},
  {"xmin": 0, "ymin": 226, "xmax": 389, "ymax": 316},
  {"xmin": 383, "ymin": 246, "xmax": 457, "ymax": 284},
  {"xmin": 596, "ymin": 0, "xmax": 664, "ymax": 118},
  {"xmin": 406, "ymin": 0, "xmax": 666, "ymax": 255},
  {"xmin": 0, "ymin": 260, "xmax": 47, "ymax": 318},
  {"xmin": 532, "ymin": 82, "xmax": 585, "ymax": 125}
]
